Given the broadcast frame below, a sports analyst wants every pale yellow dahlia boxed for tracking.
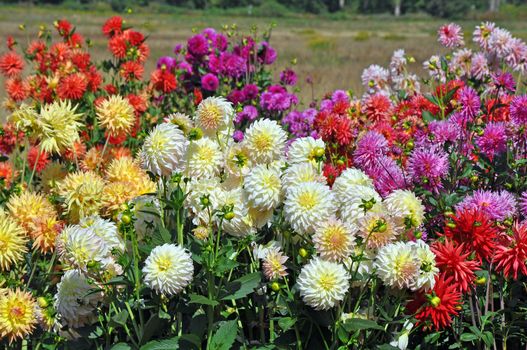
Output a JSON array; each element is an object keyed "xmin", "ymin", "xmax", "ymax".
[
  {"xmin": 410, "ymin": 240, "xmax": 438, "ymax": 291},
  {"xmin": 243, "ymin": 119, "xmax": 287, "ymax": 164},
  {"xmin": 215, "ymin": 187, "xmax": 255, "ymax": 237},
  {"xmin": 36, "ymin": 100, "xmax": 82, "ymax": 154},
  {"xmin": 28, "ymin": 216, "xmax": 63, "ymax": 254},
  {"xmin": 225, "ymin": 143, "xmax": 252, "ymax": 179},
  {"xmin": 143, "ymin": 243, "xmax": 194, "ymax": 296},
  {"xmin": 140, "ymin": 123, "xmax": 189, "ymax": 177},
  {"xmin": 0, "ymin": 288, "xmax": 38, "ymax": 343},
  {"xmin": 102, "ymin": 181, "xmax": 137, "ymax": 215},
  {"xmin": 56, "ymin": 225, "xmax": 106, "ymax": 270},
  {"xmin": 79, "ymin": 215, "xmax": 124, "ymax": 254},
  {"xmin": 186, "ymin": 137, "xmax": 223, "ymax": 179},
  {"xmin": 338, "ymin": 185, "xmax": 382, "ymax": 226},
  {"xmin": 7, "ymin": 191, "xmax": 56, "ymax": 232},
  {"xmin": 8, "ymin": 103, "xmax": 38, "ymax": 132},
  {"xmin": 54, "ymin": 270, "xmax": 102, "ymax": 328},
  {"xmin": 165, "ymin": 112, "xmax": 194, "ymax": 134},
  {"xmin": 0, "ymin": 211, "xmax": 28, "ymax": 271},
  {"xmin": 96, "ymin": 95, "xmax": 135, "ymax": 135},
  {"xmin": 130, "ymin": 195, "xmax": 162, "ymax": 240},
  {"xmin": 262, "ymin": 248, "xmax": 288, "ymax": 281},
  {"xmin": 332, "ymin": 168, "xmax": 375, "ymax": 203},
  {"xmin": 297, "ymin": 258, "xmax": 350, "ymax": 310},
  {"xmin": 374, "ymin": 242, "xmax": 419, "ymax": 290},
  {"xmin": 287, "ymin": 136, "xmax": 325, "ymax": 164},
  {"xmin": 105, "ymin": 157, "xmax": 144, "ymax": 184},
  {"xmin": 195, "ymin": 97, "xmax": 233, "ymax": 136},
  {"xmin": 57, "ymin": 171, "xmax": 105, "ymax": 222},
  {"xmin": 384, "ymin": 189, "xmax": 425, "ymax": 229},
  {"xmin": 282, "ymin": 163, "xmax": 325, "ymax": 192},
  {"xmin": 184, "ymin": 177, "xmax": 222, "ymax": 226},
  {"xmin": 313, "ymin": 217, "xmax": 356, "ymax": 262},
  {"xmin": 283, "ymin": 182, "xmax": 336, "ymax": 234},
  {"xmin": 244, "ymin": 163, "xmax": 282, "ymax": 210}
]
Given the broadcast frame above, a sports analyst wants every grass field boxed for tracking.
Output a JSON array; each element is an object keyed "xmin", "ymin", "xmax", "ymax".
[{"xmin": 1, "ymin": 3, "xmax": 527, "ymax": 110}]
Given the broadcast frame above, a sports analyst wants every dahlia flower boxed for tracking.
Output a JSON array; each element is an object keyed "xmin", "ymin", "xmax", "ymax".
[
  {"xmin": 338, "ymin": 185, "xmax": 382, "ymax": 227},
  {"xmin": 438, "ymin": 23, "xmax": 464, "ymax": 48},
  {"xmin": 432, "ymin": 240, "xmax": 479, "ymax": 292},
  {"xmin": 384, "ymin": 190, "xmax": 425, "ymax": 229},
  {"xmin": 37, "ymin": 100, "xmax": 82, "ymax": 154},
  {"xmin": 332, "ymin": 168, "xmax": 374, "ymax": 202},
  {"xmin": 143, "ymin": 243, "xmax": 194, "ymax": 296},
  {"xmin": 407, "ymin": 147, "xmax": 449, "ymax": 192},
  {"xmin": 262, "ymin": 247, "xmax": 288, "ymax": 280},
  {"xmin": 0, "ymin": 211, "xmax": 27, "ymax": 271},
  {"xmin": 244, "ymin": 163, "xmax": 282, "ymax": 210},
  {"xmin": 494, "ymin": 222, "xmax": 527, "ymax": 280},
  {"xmin": 56, "ymin": 225, "xmax": 107, "ymax": 270},
  {"xmin": 57, "ymin": 171, "xmax": 105, "ymax": 222},
  {"xmin": 284, "ymin": 181, "xmax": 336, "ymax": 234},
  {"xmin": 140, "ymin": 123, "xmax": 189, "ymax": 177},
  {"xmin": 7, "ymin": 191, "xmax": 56, "ymax": 232},
  {"xmin": 96, "ymin": 95, "xmax": 135, "ymax": 136},
  {"xmin": 243, "ymin": 119, "xmax": 287, "ymax": 164},
  {"xmin": 287, "ymin": 136, "xmax": 325, "ymax": 164},
  {"xmin": 79, "ymin": 215, "xmax": 124, "ymax": 254},
  {"xmin": 297, "ymin": 258, "xmax": 350, "ymax": 310},
  {"xmin": 358, "ymin": 211, "xmax": 400, "ymax": 250},
  {"xmin": 411, "ymin": 240, "xmax": 439, "ymax": 291},
  {"xmin": 313, "ymin": 217, "xmax": 356, "ymax": 262},
  {"xmin": 456, "ymin": 190, "xmax": 516, "ymax": 221},
  {"xmin": 0, "ymin": 288, "xmax": 38, "ymax": 344},
  {"xmin": 375, "ymin": 242, "xmax": 420, "ymax": 290},
  {"xmin": 282, "ymin": 163, "xmax": 325, "ymax": 191},
  {"xmin": 186, "ymin": 137, "xmax": 223, "ymax": 179},
  {"xmin": 195, "ymin": 97, "xmax": 234, "ymax": 136},
  {"xmin": 215, "ymin": 187, "xmax": 255, "ymax": 237}
]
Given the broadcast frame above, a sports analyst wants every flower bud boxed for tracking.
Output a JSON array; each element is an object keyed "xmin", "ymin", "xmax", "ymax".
[
  {"xmin": 271, "ymin": 282, "xmax": 280, "ymax": 292},
  {"xmin": 224, "ymin": 211, "xmax": 235, "ymax": 220},
  {"xmin": 37, "ymin": 297, "xmax": 49, "ymax": 308},
  {"xmin": 121, "ymin": 215, "xmax": 131, "ymax": 224},
  {"xmin": 475, "ymin": 276, "xmax": 487, "ymax": 285},
  {"xmin": 299, "ymin": 248, "xmax": 308, "ymax": 258},
  {"xmin": 430, "ymin": 296, "xmax": 441, "ymax": 307}
]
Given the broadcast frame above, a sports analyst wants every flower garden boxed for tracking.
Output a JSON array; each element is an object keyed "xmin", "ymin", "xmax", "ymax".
[{"xmin": 0, "ymin": 16, "xmax": 527, "ymax": 349}]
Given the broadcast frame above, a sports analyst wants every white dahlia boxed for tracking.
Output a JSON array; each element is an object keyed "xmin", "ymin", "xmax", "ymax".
[
  {"xmin": 184, "ymin": 177, "xmax": 222, "ymax": 226},
  {"xmin": 287, "ymin": 136, "xmax": 325, "ymax": 164},
  {"xmin": 215, "ymin": 188, "xmax": 255, "ymax": 237},
  {"xmin": 297, "ymin": 258, "xmax": 350, "ymax": 310},
  {"xmin": 313, "ymin": 217, "xmax": 356, "ymax": 262},
  {"xmin": 384, "ymin": 190, "xmax": 425, "ymax": 229},
  {"xmin": 282, "ymin": 163, "xmax": 325, "ymax": 192},
  {"xmin": 244, "ymin": 119, "xmax": 287, "ymax": 164},
  {"xmin": 130, "ymin": 195, "xmax": 162, "ymax": 240},
  {"xmin": 375, "ymin": 242, "xmax": 419, "ymax": 290},
  {"xmin": 284, "ymin": 182, "xmax": 336, "ymax": 235},
  {"xmin": 225, "ymin": 143, "xmax": 252, "ymax": 179},
  {"xmin": 338, "ymin": 185, "xmax": 382, "ymax": 226},
  {"xmin": 186, "ymin": 137, "xmax": 223, "ymax": 179},
  {"xmin": 244, "ymin": 163, "xmax": 282, "ymax": 210},
  {"xmin": 79, "ymin": 215, "xmax": 124, "ymax": 254},
  {"xmin": 56, "ymin": 225, "xmax": 106, "ymax": 270},
  {"xmin": 140, "ymin": 123, "xmax": 188, "ymax": 177},
  {"xmin": 332, "ymin": 168, "xmax": 374, "ymax": 203},
  {"xmin": 410, "ymin": 240, "xmax": 438, "ymax": 291},
  {"xmin": 143, "ymin": 243, "xmax": 194, "ymax": 296},
  {"xmin": 54, "ymin": 270, "xmax": 102, "ymax": 328},
  {"xmin": 195, "ymin": 97, "xmax": 234, "ymax": 136}
]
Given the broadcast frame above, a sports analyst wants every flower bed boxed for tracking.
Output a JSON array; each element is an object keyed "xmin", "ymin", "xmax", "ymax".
[{"xmin": 0, "ymin": 17, "xmax": 526, "ymax": 349}]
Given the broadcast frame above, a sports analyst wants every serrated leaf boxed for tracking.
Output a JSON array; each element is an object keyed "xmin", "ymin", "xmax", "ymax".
[
  {"xmin": 278, "ymin": 317, "xmax": 296, "ymax": 332},
  {"xmin": 219, "ymin": 272, "xmax": 261, "ymax": 300},
  {"xmin": 209, "ymin": 320, "xmax": 238, "ymax": 350},
  {"xmin": 189, "ymin": 294, "xmax": 219, "ymax": 306},
  {"xmin": 110, "ymin": 310, "xmax": 128, "ymax": 327},
  {"xmin": 140, "ymin": 336, "xmax": 179, "ymax": 350}
]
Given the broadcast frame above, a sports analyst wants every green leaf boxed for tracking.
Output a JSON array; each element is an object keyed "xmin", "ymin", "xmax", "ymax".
[
  {"xmin": 278, "ymin": 317, "xmax": 296, "ymax": 332},
  {"xmin": 422, "ymin": 110, "xmax": 436, "ymax": 123},
  {"xmin": 424, "ymin": 94, "xmax": 440, "ymax": 107},
  {"xmin": 209, "ymin": 320, "xmax": 238, "ymax": 350},
  {"xmin": 140, "ymin": 336, "xmax": 179, "ymax": 350},
  {"xmin": 220, "ymin": 272, "xmax": 261, "ymax": 300},
  {"xmin": 460, "ymin": 333, "xmax": 478, "ymax": 342},
  {"xmin": 109, "ymin": 310, "xmax": 128, "ymax": 327},
  {"xmin": 481, "ymin": 331, "xmax": 494, "ymax": 347},
  {"xmin": 111, "ymin": 343, "xmax": 132, "ymax": 350},
  {"xmin": 377, "ymin": 345, "xmax": 399, "ymax": 350},
  {"xmin": 343, "ymin": 318, "xmax": 384, "ymax": 332},
  {"xmin": 189, "ymin": 294, "xmax": 219, "ymax": 307}
]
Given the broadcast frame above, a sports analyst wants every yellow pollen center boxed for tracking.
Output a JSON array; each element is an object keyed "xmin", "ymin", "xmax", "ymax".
[
  {"xmin": 298, "ymin": 191, "xmax": 318, "ymax": 210},
  {"xmin": 200, "ymin": 105, "xmax": 222, "ymax": 129},
  {"xmin": 253, "ymin": 133, "xmax": 272, "ymax": 151},
  {"xmin": 318, "ymin": 274, "xmax": 336, "ymax": 291},
  {"xmin": 157, "ymin": 257, "xmax": 172, "ymax": 272}
]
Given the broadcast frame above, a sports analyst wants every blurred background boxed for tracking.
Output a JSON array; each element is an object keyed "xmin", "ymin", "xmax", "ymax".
[{"xmin": 0, "ymin": 0, "xmax": 526, "ymax": 105}]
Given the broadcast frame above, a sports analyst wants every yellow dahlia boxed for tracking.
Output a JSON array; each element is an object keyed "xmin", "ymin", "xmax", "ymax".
[
  {"xmin": 186, "ymin": 137, "xmax": 223, "ymax": 179},
  {"xmin": 384, "ymin": 189, "xmax": 425, "ymax": 229},
  {"xmin": 243, "ymin": 119, "xmax": 287, "ymax": 164},
  {"xmin": 244, "ymin": 163, "xmax": 283, "ymax": 210},
  {"xmin": 36, "ymin": 100, "xmax": 82, "ymax": 154},
  {"xmin": 0, "ymin": 211, "xmax": 27, "ymax": 271},
  {"xmin": 102, "ymin": 181, "xmax": 137, "ymax": 215},
  {"xmin": 0, "ymin": 288, "xmax": 38, "ymax": 343},
  {"xmin": 225, "ymin": 143, "xmax": 252, "ymax": 179},
  {"xmin": 194, "ymin": 97, "xmax": 233, "ymax": 136},
  {"xmin": 96, "ymin": 95, "xmax": 135, "ymax": 135},
  {"xmin": 165, "ymin": 112, "xmax": 194, "ymax": 134},
  {"xmin": 297, "ymin": 258, "xmax": 350, "ymax": 310},
  {"xmin": 313, "ymin": 217, "xmax": 356, "ymax": 262},
  {"xmin": 28, "ymin": 216, "xmax": 63, "ymax": 254},
  {"xmin": 8, "ymin": 103, "xmax": 38, "ymax": 133},
  {"xmin": 57, "ymin": 171, "xmax": 105, "ymax": 222},
  {"xmin": 282, "ymin": 163, "xmax": 325, "ymax": 192},
  {"xmin": 287, "ymin": 136, "xmax": 325, "ymax": 164},
  {"xmin": 7, "ymin": 191, "xmax": 56, "ymax": 232}
]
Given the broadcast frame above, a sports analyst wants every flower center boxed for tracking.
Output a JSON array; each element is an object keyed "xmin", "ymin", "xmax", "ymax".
[
  {"xmin": 200, "ymin": 105, "xmax": 222, "ymax": 130},
  {"xmin": 318, "ymin": 274, "xmax": 336, "ymax": 291},
  {"xmin": 297, "ymin": 191, "xmax": 317, "ymax": 210}
]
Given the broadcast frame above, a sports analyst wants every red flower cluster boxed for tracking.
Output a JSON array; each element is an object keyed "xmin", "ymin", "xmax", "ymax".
[
  {"xmin": 432, "ymin": 240, "xmax": 480, "ymax": 292},
  {"xmin": 494, "ymin": 222, "xmax": 527, "ymax": 280}
]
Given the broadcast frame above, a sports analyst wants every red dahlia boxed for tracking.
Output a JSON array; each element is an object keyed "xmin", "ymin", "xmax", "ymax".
[
  {"xmin": 27, "ymin": 146, "xmax": 50, "ymax": 172},
  {"xmin": 57, "ymin": 73, "xmax": 87, "ymax": 100},
  {"xmin": 102, "ymin": 16, "xmax": 123, "ymax": 38},
  {"xmin": 5, "ymin": 78, "xmax": 29, "ymax": 102},
  {"xmin": 432, "ymin": 240, "xmax": 480, "ymax": 293},
  {"xmin": 362, "ymin": 93, "xmax": 393, "ymax": 124},
  {"xmin": 443, "ymin": 209, "xmax": 498, "ymax": 263},
  {"xmin": 108, "ymin": 34, "xmax": 128, "ymax": 59},
  {"xmin": 151, "ymin": 69, "xmax": 177, "ymax": 93},
  {"xmin": 407, "ymin": 275, "xmax": 462, "ymax": 331},
  {"xmin": 120, "ymin": 61, "xmax": 144, "ymax": 81},
  {"xmin": 0, "ymin": 52, "xmax": 24, "ymax": 77},
  {"xmin": 494, "ymin": 222, "xmax": 527, "ymax": 280}
]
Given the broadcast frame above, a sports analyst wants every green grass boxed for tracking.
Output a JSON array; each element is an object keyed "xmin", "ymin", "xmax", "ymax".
[{"xmin": 1, "ymin": 3, "xmax": 527, "ymax": 116}]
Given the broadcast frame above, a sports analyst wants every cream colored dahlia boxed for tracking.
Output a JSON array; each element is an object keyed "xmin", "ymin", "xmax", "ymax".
[
  {"xmin": 140, "ymin": 123, "xmax": 189, "ymax": 177},
  {"xmin": 79, "ymin": 215, "xmax": 124, "ymax": 254},
  {"xmin": 384, "ymin": 189, "xmax": 425, "ymax": 229},
  {"xmin": 195, "ymin": 97, "xmax": 234, "ymax": 136},
  {"xmin": 243, "ymin": 119, "xmax": 287, "ymax": 164},
  {"xmin": 215, "ymin": 187, "xmax": 255, "ymax": 237},
  {"xmin": 225, "ymin": 143, "xmax": 252, "ymax": 179},
  {"xmin": 186, "ymin": 137, "xmax": 223, "ymax": 179},
  {"xmin": 262, "ymin": 248, "xmax": 288, "ymax": 281},
  {"xmin": 374, "ymin": 242, "xmax": 419, "ymax": 290},
  {"xmin": 410, "ymin": 240, "xmax": 438, "ymax": 291},
  {"xmin": 96, "ymin": 95, "xmax": 135, "ymax": 135},
  {"xmin": 143, "ymin": 243, "xmax": 194, "ymax": 296},
  {"xmin": 56, "ymin": 225, "xmax": 106, "ymax": 270},
  {"xmin": 358, "ymin": 211, "xmax": 399, "ymax": 250},
  {"xmin": 338, "ymin": 185, "xmax": 382, "ymax": 226},
  {"xmin": 282, "ymin": 163, "xmax": 325, "ymax": 193},
  {"xmin": 0, "ymin": 211, "xmax": 28, "ymax": 271},
  {"xmin": 313, "ymin": 217, "xmax": 356, "ymax": 262},
  {"xmin": 36, "ymin": 100, "xmax": 82, "ymax": 154},
  {"xmin": 244, "ymin": 163, "xmax": 282, "ymax": 210},
  {"xmin": 297, "ymin": 258, "xmax": 350, "ymax": 310},
  {"xmin": 287, "ymin": 136, "xmax": 325, "ymax": 164},
  {"xmin": 8, "ymin": 103, "xmax": 38, "ymax": 133},
  {"xmin": 54, "ymin": 270, "xmax": 102, "ymax": 328},
  {"xmin": 0, "ymin": 288, "xmax": 38, "ymax": 344},
  {"xmin": 184, "ymin": 177, "xmax": 222, "ymax": 226},
  {"xmin": 57, "ymin": 171, "xmax": 105, "ymax": 222},
  {"xmin": 130, "ymin": 195, "xmax": 162, "ymax": 240},
  {"xmin": 332, "ymin": 168, "xmax": 375, "ymax": 203},
  {"xmin": 164, "ymin": 112, "xmax": 194, "ymax": 134},
  {"xmin": 284, "ymin": 182, "xmax": 336, "ymax": 234}
]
